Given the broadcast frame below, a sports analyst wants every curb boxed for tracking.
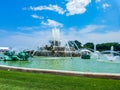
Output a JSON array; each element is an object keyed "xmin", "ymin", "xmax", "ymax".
[{"xmin": 0, "ymin": 65, "xmax": 120, "ymax": 79}]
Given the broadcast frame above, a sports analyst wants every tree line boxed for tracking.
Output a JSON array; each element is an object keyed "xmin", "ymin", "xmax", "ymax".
[{"xmin": 69, "ymin": 40, "xmax": 120, "ymax": 51}]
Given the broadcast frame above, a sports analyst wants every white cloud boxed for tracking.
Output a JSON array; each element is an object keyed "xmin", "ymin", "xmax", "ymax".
[
  {"xmin": 79, "ymin": 25, "xmax": 105, "ymax": 34},
  {"xmin": 30, "ymin": 4, "xmax": 65, "ymax": 15},
  {"xmin": 102, "ymin": 3, "xmax": 111, "ymax": 10},
  {"xmin": 31, "ymin": 14, "xmax": 44, "ymax": 19},
  {"xmin": 62, "ymin": 28, "xmax": 120, "ymax": 44},
  {"xmin": 82, "ymin": 31, "xmax": 120, "ymax": 44},
  {"xmin": 0, "ymin": 26, "xmax": 120, "ymax": 50},
  {"xmin": 27, "ymin": 0, "xmax": 91, "ymax": 16},
  {"xmin": 41, "ymin": 19, "xmax": 63, "ymax": 28},
  {"xmin": 0, "ymin": 30, "xmax": 52, "ymax": 50},
  {"xmin": 95, "ymin": 0, "xmax": 101, "ymax": 3},
  {"xmin": 17, "ymin": 26, "xmax": 40, "ymax": 31},
  {"xmin": 66, "ymin": 0, "xmax": 91, "ymax": 16}
]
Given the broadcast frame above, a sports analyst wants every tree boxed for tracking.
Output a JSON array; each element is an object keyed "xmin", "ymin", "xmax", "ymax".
[
  {"xmin": 68, "ymin": 40, "xmax": 82, "ymax": 49},
  {"xmin": 83, "ymin": 42, "xmax": 94, "ymax": 49},
  {"xmin": 74, "ymin": 40, "xmax": 82, "ymax": 48},
  {"xmin": 96, "ymin": 42, "xmax": 120, "ymax": 51}
]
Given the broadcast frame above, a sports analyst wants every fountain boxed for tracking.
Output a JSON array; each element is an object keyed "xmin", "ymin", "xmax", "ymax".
[
  {"xmin": 1, "ymin": 29, "xmax": 120, "ymax": 76},
  {"xmin": 91, "ymin": 44, "xmax": 100, "ymax": 59},
  {"xmin": 78, "ymin": 44, "xmax": 100, "ymax": 59},
  {"xmin": 32, "ymin": 27, "xmax": 80, "ymax": 57},
  {"xmin": 0, "ymin": 50, "xmax": 31, "ymax": 61},
  {"xmin": 99, "ymin": 46, "xmax": 120, "ymax": 62}
]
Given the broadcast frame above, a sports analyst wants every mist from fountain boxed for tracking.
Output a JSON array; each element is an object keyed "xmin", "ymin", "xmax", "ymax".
[
  {"xmin": 52, "ymin": 27, "xmax": 61, "ymax": 48},
  {"xmin": 106, "ymin": 46, "xmax": 117, "ymax": 61},
  {"xmin": 99, "ymin": 46, "xmax": 120, "ymax": 62},
  {"xmin": 91, "ymin": 44, "xmax": 100, "ymax": 59},
  {"xmin": 32, "ymin": 26, "xmax": 81, "ymax": 57}
]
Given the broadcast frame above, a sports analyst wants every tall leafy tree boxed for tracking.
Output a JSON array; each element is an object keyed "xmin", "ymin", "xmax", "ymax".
[
  {"xmin": 83, "ymin": 42, "xmax": 94, "ymax": 49},
  {"xmin": 74, "ymin": 40, "xmax": 82, "ymax": 48}
]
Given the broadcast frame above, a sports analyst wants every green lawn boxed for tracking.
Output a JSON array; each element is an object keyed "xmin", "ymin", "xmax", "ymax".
[{"xmin": 0, "ymin": 70, "xmax": 120, "ymax": 90}]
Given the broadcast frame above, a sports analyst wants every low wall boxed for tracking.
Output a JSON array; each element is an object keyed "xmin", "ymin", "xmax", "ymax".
[
  {"xmin": 35, "ymin": 51, "xmax": 80, "ymax": 57},
  {"xmin": 0, "ymin": 65, "xmax": 120, "ymax": 80}
]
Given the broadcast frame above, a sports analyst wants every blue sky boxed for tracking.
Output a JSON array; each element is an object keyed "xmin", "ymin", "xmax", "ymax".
[{"xmin": 0, "ymin": 0, "xmax": 120, "ymax": 49}]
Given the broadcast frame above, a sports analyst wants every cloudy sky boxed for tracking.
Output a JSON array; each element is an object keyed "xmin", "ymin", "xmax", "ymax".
[{"xmin": 0, "ymin": 0, "xmax": 120, "ymax": 49}]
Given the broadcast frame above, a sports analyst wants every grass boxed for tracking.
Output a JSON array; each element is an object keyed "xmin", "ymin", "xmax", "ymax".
[{"xmin": 0, "ymin": 70, "xmax": 120, "ymax": 90}]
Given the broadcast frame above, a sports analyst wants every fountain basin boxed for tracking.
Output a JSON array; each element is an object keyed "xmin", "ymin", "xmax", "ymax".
[{"xmin": 0, "ymin": 56, "xmax": 120, "ymax": 74}]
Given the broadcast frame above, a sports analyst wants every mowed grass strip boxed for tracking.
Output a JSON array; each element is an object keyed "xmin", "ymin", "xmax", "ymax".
[{"xmin": 0, "ymin": 70, "xmax": 120, "ymax": 90}]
